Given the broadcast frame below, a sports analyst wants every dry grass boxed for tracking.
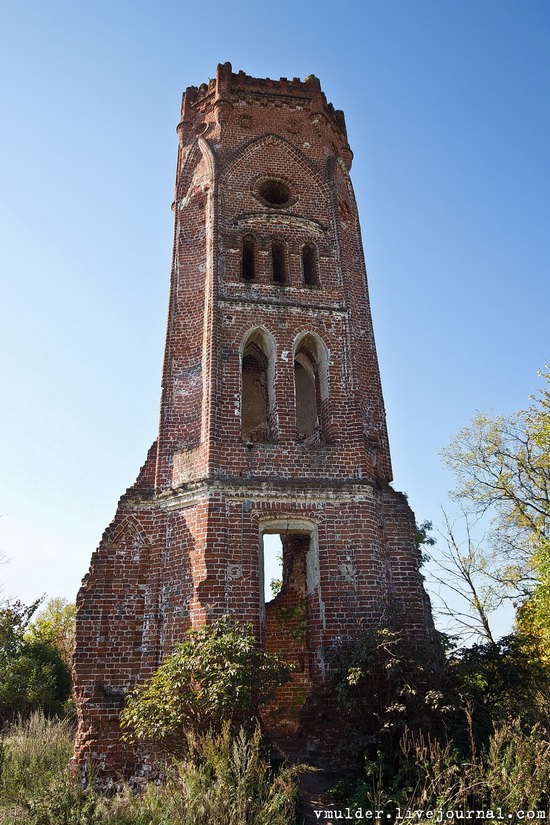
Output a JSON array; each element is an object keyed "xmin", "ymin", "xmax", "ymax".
[{"xmin": 0, "ymin": 715, "xmax": 302, "ymax": 825}]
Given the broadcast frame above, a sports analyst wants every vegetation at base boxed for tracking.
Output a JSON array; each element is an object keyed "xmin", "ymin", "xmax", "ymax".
[
  {"xmin": 0, "ymin": 714, "xmax": 301, "ymax": 825},
  {"xmin": 329, "ymin": 626, "xmax": 550, "ymax": 815},
  {"xmin": 0, "ymin": 712, "xmax": 74, "ymax": 807},
  {"xmin": 1, "ymin": 620, "xmax": 549, "ymax": 822},
  {"xmin": 344, "ymin": 719, "xmax": 550, "ymax": 815},
  {"xmin": 328, "ymin": 627, "xmax": 453, "ymax": 761}
]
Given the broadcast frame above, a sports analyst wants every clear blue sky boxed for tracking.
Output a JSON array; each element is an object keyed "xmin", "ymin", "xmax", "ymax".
[{"xmin": 1, "ymin": 1, "xmax": 549, "ymax": 639}]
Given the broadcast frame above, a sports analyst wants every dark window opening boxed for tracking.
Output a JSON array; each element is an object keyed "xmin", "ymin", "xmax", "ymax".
[
  {"xmin": 242, "ymin": 235, "xmax": 255, "ymax": 281},
  {"xmin": 241, "ymin": 342, "xmax": 269, "ymax": 442},
  {"xmin": 258, "ymin": 179, "xmax": 291, "ymax": 207},
  {"xmin": 295, "ymin": 349, "xmax": 320, "ymax": 438},
  {"xmin": 302, "ymin": 244, "xmax": 318, "ymax": 286},
  {"xmin": 272, "ymin": 241, "xmax": 286, "ymax": 284}
]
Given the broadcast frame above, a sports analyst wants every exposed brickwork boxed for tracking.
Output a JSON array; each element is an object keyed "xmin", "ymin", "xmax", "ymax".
[{"xmin": 73, "ymin": 63, "xmax": 436, "ymax": 777}]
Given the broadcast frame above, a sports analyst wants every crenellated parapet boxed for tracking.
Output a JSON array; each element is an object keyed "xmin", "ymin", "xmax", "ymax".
[{"xmin": 177, "ymin": 62, "xmax": 352, "ymax": 170}]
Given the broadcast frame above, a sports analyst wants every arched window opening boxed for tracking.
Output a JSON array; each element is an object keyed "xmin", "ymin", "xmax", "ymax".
[
  {"xmin": 294, "ymin": 348, "xmax": 320, "ymax": 438},
  {"xmin": 302, "ymin": 243, "xmax": 318, "ymax": 286},
  {"xmin": 241, "ymin": 341, "xmax": 269, "ymax": 442},
  {"xmin": 272, "ymin": 240, "xmax": 286, "ymax": 284},
  {"xmin": 294, "ymin": 333, "xmax": 329, "ymax": 441},
  {"xmin": 242, "ymin": 235, "xmax": 256, "ymax": 281}
]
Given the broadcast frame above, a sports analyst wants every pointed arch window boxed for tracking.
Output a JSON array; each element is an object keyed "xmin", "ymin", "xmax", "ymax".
[
  {"xmin": 241, "ymin": 330, "xmax": 275, "ymax": 443},
  {"xmin": 242, "ymin": 235, "xmax": 256, "ymax": 281},
  {"xmin": 294, "ymin": 334, "xmax": 329, "ymax": 441},
  {"xmin": 302, "ymin": 243, "xmax": 319, "ymax": 286}
]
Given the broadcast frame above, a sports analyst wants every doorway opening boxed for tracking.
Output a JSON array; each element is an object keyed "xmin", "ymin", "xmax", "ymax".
[
  {"xmin": 260, "ymin": 528, "xmax": 313, "ymax": 736},
  {"xmin": 263, "ymin": 533, "xmax": 283, "ymax": 604}
]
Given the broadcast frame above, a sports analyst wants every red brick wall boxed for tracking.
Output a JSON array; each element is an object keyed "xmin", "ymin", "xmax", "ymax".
[{"xmin": 73, "ymin": 63, "xmax": 436, "ymax": 777}]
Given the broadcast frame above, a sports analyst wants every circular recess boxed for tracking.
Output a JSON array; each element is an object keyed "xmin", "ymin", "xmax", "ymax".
[{"xmin": 257, "ymin": 179, "xmax": 291, "ymax": 207}]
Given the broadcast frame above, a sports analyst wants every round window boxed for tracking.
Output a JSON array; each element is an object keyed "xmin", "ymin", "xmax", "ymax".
[{"xmin": 257, "ymin": 179, "xmax": 291, "ymax": 207}]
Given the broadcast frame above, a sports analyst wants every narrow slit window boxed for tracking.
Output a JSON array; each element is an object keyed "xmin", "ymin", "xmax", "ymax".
[
  {"xmin": 272, "ymin": 241, "xmax": 286, "ymax": 284},
  {"xmin": 302, "ymin": 244, "xmax": 318, "ymax": 286},
  {"xmin": 242, "ymin": 235, "xmax": 255, "ymax": 281}
]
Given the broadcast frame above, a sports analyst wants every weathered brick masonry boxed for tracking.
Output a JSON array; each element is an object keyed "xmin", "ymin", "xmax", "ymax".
[{"xmin": 73, "ymin": 63, "xmax": 436, "ymax": 776}]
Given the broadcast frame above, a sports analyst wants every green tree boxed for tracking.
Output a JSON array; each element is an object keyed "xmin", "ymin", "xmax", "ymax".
[
  {"xmin": 450, "ymin": 633, "xmax": 550, "ymax": 745},
  {"xmin": 120, "ymin": 617, "xmax": 291, "ymax": 757},
  {"xmin": 441, "ymin": 369, "xmax": 550, "ymax": 656},
  {"xmin": 26, "ymin": 597, "xmax": 76, "ymax": 668},
  {"xmin": 0, "ymin": 598, "xmax": 40, "ymax": 656},
  {"xmin": 0, "ymin": 599, "xmax": 71, "ymax": 722}
]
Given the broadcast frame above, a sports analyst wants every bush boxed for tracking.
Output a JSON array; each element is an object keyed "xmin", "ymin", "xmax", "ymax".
[
  {"xmin": 328, "ymin": 627, "xmax": 453, "ymax": 761},
  {"xmin": 349, "ymin": 721, "xmax": 550, "ymax": 814},
  {"xmin": 329, "ymin": 628, "xmax": 550, "ymax": 815},
  {"xmin": 120, "ymin": 617, "xmax": 291, "ymax": 757},
  {"xmin": 449, "ymin": 633, "xmax": 550, "ymax": 744}
]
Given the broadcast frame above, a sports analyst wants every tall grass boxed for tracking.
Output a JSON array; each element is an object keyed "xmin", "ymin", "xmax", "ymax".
[
  {"xmin": 0, "ymin": 714, "xmax": 301, "ymax": 825},
  {"xmin": 0, "ymin": 712, "xmax": 74, "ymax": 804},
  {"xmin": 351, "ymin": 720, "xmax": 550, "ymax": 815},
  {"xmin": 484, "ymin": 720, "xmax": 550, "ymax": 811},
  {"xmin": 2, "ymin": 712, "xmax": 548, "ymax": 824},
  {"xmin": 161, "ymin": 725, "xmax": 302, "ymax": 825}
]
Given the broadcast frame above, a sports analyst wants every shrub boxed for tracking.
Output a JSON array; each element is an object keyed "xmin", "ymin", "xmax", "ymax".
[
  {"xmin": 449, "ymin": 633, "xmax": 550, "ymax": 743},
  {"xmin": 328, "ymin": 627, "xmax": 453, "ymax": 762},
  {"xmin": 347, "ymin": 721, "xmax": 550, "ymax": 815},
  {"xmin": 332, "ymin": 629, "xmax": 550, "ymax": 816},
  {"xmin": 120, "ymin": 617, "xmax": 291, "ymax": 757}
]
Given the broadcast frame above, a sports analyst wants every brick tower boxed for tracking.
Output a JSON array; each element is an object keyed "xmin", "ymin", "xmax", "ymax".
[{"xmin": 73, "ymin": 63, "xmax": 435, "ymax": 776}]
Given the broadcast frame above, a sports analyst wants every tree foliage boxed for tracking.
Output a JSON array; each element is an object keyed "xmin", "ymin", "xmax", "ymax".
[
  {"xmin": 440, "ymin": 368, "xmax": 550, "ymax": 654},
  {"xmin": 449, "ymin": 633, "xmax": 550, "ymax": 744},
  {"xmin": 25, "ymin": 598, "xmax": 76, "ymax": 668},
  {"xmin": 120, "ymin": 617, "xmax": 291, "ymax": 757},
  {"xmin": 0, "ymin": 599, "xmax": 71, "ymax": 723}
]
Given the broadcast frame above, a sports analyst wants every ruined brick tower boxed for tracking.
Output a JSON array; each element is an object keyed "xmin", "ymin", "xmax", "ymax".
[{"xmin": 73, "ymin": 63, "xmax": 434, "ymax": 776}]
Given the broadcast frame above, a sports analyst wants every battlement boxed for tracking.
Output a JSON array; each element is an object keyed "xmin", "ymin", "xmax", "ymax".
[{"xmin": 180, "ymin": 62, "xmax": 347, "ymax": 139}]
